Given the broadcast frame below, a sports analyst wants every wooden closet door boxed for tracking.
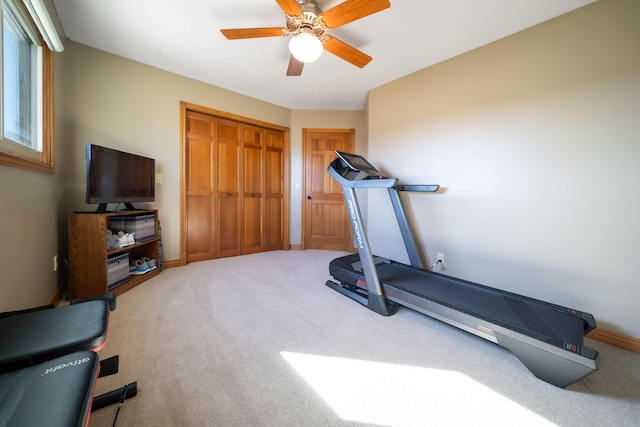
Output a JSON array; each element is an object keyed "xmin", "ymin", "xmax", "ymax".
[
  {"xmin": 182, "ymin": 102, "xmax": 288, "ymax": 264},
  {"xmin": 265, "ymin": 130, "xmax": 285, "ymax": 251},
  {"xmin": 185, "ymin": 111, "xmax": 215, "ymax": 262},
  {"xmin": 215, "ymin": 119, "xmax": 242, "ymax": 258},
  {"xmin": 241, "ymin": 125, "xmax": 265, "ymax": 254}
]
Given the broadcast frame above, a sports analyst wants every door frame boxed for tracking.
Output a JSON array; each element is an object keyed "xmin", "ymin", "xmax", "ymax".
[
  {"xmin": 179, "ymin": 101, "xmax": 291, "ymax": 265},
  {"xmin": 301, "ymin": 128, "xmax": 355, "ymax": 250}
]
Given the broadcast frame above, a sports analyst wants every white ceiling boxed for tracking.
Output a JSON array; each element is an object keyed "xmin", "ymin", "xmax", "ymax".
[{"xmin": 51, "ymin": 0, "xmax": 596, "ymax": 110}]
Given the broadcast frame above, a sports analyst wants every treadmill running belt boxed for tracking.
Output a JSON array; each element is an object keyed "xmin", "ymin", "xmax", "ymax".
[
  {"xmin": 503, "ymin": 297, "xmax": 555, "ymax": 337},
  {"xmin": 374, "ymin": 262, "xmax": 585, "ymax": 343}
]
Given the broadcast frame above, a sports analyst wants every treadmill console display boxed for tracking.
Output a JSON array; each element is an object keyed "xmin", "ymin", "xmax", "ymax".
[{"xmin": 335, "ymin": 151, "xmax": 380, "ymax": 175}]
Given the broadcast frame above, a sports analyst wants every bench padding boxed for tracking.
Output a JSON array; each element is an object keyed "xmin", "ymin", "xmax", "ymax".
[
  {"xmin": 0, "ymin": 301, "xmax": 109, "ymax": 369},
  {"xmin": 0, "ymin": 351, "xmax": 99, "ymax": 427}
]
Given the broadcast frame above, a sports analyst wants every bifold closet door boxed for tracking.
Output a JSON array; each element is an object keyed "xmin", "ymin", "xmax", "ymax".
[
  {"xmin": 185, "ymin": 111, "xmax": 215, "ymax": 262},
  {"xmin": 184, "ymin": 106, "xmax": 287, "ymax": 262},
  {"xmin": 215, "ymin": 119, "xmax": 242, "ymax": 257},
  {"xmin": 241, "ymin": 125, "xmax": 264, "ymax": 254},
  {"xmin": 265, "ymin": 130, "xmax": 285, "ymax": 251},
  {"xmin": 185, "ymin": 114, "xmax": 242, "ymax": 261}
]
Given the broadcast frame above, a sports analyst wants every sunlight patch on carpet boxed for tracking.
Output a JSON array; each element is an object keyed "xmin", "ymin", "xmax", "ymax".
[{"xmin": 281, "ymin": 351, "xmax": 556, "ymax": 427}]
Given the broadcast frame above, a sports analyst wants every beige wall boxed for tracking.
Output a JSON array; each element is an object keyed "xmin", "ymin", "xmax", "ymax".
[
  {"xmin": 0, "ymin": 165, "xmax": 63, "ymax": 309},
  {"xmin": 367, "ymin": 0, "xmax": 640, "ymax": 337},
  {"xmin": 62, "ymin": 41, "xmax": 292, "ymax": 263},
  {"xmin": 0, "ymin": 28, "xmax": 68, "ymax": 311}
]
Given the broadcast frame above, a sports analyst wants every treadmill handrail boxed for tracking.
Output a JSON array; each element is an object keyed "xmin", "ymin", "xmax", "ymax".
[{"xmin": 394, "ymin": 185, "xmax": 440, "ymax": 192}]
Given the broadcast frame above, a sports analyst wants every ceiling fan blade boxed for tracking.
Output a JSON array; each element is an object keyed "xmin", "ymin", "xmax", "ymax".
[
  {"xmin": 220, "ymin": 27, "xmax": 285, "ymax": 40},
  {"xmin": 323, "ymin": 36, "xmax": 372, "ymax": 68},
  {"xmin": 275, "ymin": 0, "xmax": 302, "ymax": 16},
  {"xmin": 286, "ymin": 56, "xmax": 304, "ymax": 76},
  {"xmin": 320, "ymin": 0, "xmax": 390, "ymax": 29}
]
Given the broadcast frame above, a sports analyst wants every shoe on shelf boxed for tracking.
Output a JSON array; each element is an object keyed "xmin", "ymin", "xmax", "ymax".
[
  {"xmin": 128, "ymin": 233, "xmax": 136, "ymax": 245},
  {"xmin": 106, "ymin": 229, "xmax": 120, "ymax": 250},
  {"xmin": 129, "ymin": 259, "xmax": 150, "ymax": 275},
  {"xmin": 117, "ymin": 231, "xmax": 130, "ymax": 248},
  {"xmin": 141, "ymin": 256, "xmax": 157, "ymax": 270}
]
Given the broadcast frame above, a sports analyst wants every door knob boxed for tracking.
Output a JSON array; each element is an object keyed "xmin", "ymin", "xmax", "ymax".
[{"xmin": 306, "ymin": 195, "xmax": 312, "ymax": 200}]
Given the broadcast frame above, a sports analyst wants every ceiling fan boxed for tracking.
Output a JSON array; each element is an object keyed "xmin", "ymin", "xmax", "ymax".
[{"xmin": 220, "ymin": 0, "xmax": 391, "ymax": 76}]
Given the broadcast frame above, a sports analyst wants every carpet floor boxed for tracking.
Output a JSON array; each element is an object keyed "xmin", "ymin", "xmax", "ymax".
[{"xmin": 89, "ymin": 250, "xmax": 640, "ymax": 426}]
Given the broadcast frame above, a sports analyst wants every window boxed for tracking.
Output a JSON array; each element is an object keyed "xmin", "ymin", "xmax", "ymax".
[{"xmin": 0, "ymin": 0, "xmax": 60, "ymax": 174}]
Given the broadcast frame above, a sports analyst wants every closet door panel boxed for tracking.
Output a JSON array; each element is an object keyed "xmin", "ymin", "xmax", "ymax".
[
  {"xmin": 242, "ymin": 126, "xmax": 264, "ymax": 254},
  {"xmin": 265, "ymin": 197, "xmax": 283, "ymax": 250},
  {"xmin": 215, "ymin": 120, "xmax": 241, "ymax": 257},
  {"xmin": 242, "ymin": 196, "xmax": 263, "ymax": 253},
  {"xmin": 265, "ymin": 130, "xmax": 285, "ymax": 250},
  {"xmin": 217, "ymin": 194, "xmax": 241, "ymax": 254},
  {"xmin": 185, "ymin": 112, "xmax": 215, "ymax": 261}
]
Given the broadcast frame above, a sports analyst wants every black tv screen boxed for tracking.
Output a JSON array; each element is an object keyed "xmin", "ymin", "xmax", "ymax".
[{"xmin": 86, "ymin": 144, "xmax": 155, "ymax": 211}]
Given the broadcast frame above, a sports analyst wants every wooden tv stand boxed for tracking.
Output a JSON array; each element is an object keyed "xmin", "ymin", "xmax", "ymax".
[{"xmin": 68, "ymin": 209, "xmax": 159, "ymax": 299}]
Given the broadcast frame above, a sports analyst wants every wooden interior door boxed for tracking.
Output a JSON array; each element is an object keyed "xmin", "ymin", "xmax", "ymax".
[
  {"xmin": 303, "ymin": 129, "xmax": 354, "ymax": 251},
  {"xmin": 185, "ymin": 111, "xmax": 215, "ymax": 263}
]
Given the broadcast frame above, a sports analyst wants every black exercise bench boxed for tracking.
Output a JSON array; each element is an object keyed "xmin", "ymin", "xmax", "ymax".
[{"xmin": 0, "ymin": 294, "xmax": 136, "ymax": 426}]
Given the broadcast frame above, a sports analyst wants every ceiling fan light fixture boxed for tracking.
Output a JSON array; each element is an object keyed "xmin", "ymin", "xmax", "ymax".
[{"xmin": 289, "ymin": 32, "xmax": 323, "ymax": 63}]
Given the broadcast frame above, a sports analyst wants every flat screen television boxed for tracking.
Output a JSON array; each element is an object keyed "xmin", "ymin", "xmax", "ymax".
[{"xmin": 86, "ymin": 144, "xmax": 155, "ymax": 212}]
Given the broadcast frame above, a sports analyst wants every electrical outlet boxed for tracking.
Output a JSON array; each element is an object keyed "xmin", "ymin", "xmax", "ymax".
[
  {"xmin": 53, "ymin": 255, "xmax": 59, "ymax": 272},
  {"xmin": 437, "ymin": 252, "xmax": 445, "ymax": 266}
]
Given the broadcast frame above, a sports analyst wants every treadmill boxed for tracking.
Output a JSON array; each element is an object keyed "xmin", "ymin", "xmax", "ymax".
[{"xmin": 325, "ymin": 151, "xmax": 599, "ymax": 388}]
